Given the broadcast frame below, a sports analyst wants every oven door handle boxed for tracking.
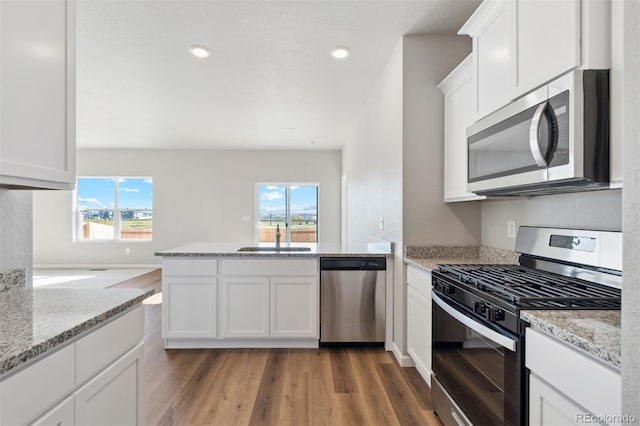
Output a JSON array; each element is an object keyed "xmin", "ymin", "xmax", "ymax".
[{"xmin": 433, "ymin": 293, "xmax": 517, "ymax": 352}]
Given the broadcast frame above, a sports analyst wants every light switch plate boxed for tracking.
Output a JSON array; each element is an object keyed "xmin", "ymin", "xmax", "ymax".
[{"xmin": 507, "ymin": 220, "xmax": 517, "ymax": 238}]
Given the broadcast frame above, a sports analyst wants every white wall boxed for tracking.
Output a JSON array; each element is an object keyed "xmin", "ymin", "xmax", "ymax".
[
  {"xmin": 343, "ymin": 38, "xmax": 404, "ymax": 355},
  {"xmin": 621, "ymin": 0, "xmax": 640, "ymax": 416},
  {"xmin": 343, "ymin": 34, "xmax": 477, "ymax": 359},
  {"xmin": 343, "ymin": 41, "xmax": 403, "ymax": 249},
  {"xmin": 402, "ymin": 35, "xmax": 480, "ymax": 246},
  {"xmin": 33, "ymin": 149, "xmax": 341, "ymax": 267},
  {"xmin": 0, "ymin": 190, "xmax": 33, "ymax": 283},
  {"xmin": 481, "ymin": 190, "xmax": 622, "ymax": 250}
]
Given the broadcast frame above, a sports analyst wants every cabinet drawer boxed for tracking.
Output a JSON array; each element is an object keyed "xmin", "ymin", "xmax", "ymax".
[
  {"xmin": 76, "ymin": 306, "xmax": 144, "ymax": 385},
  {"xmin": 163, "ymin": 258, "xmax": 218, "ymax": 276},
  {"xmin": 526, "ymin": 328, "xmax": 621, "ymax": 418},
  {"xmin": 407, "ymin": 266, "xmax": 431, "ymax": 299},
  {"xmin": 221, "ymin": 258, "xmax": 318, "ymax": 276},
  {"xmin": 0, "ymin": 344, "xmax": 75, "ymax": 426},
  {"xmin": 30, "ymin": 395, "xmax": 74, "ymax": 426}
]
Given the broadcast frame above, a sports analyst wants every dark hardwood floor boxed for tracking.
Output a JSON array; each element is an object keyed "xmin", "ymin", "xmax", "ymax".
[{"xmin": 113, "ymin": 269, "xmax": 439, "ymax": 426}]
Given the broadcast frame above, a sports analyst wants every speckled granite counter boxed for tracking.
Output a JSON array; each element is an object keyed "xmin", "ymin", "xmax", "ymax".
[
  {"xmin": 404, "ymin": 245, "xmax": 518, "ymax": 272},
  {"xmin": 0, "ymin": 287, "xmax": 154, "ymax": 376},
  {"xmin": 156, "ymin": 242, "xmax": 391, "ymax": 258},
  {"xmin": 521, "ymin": 310, "xmax": 621, "ymax": 370}
]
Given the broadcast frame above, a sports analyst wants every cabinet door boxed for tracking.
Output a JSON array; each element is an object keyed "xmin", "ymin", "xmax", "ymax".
[
  {"xmin": 529, "ymin": 374, "xmax": 585, "ymax": 426},
  {"xmin": 270, "ymin": 276, "xmax": 318, "ymax": 338},
  {"xmin": 219, "ymin": 277, "xmax": 269, "ymax": 337},
  {"xmin": 440, "ymin": 56, "xmax": 485, "ymax": 202},
  {"xmin": 0, "ymin": 0, "xmax": 75, "ymax": 189},
  {"xmin": 517, "ymin": 0, "xmax": 580, "ymax": 95},
  {"xmin": 74, "ymin": 343, "xmax": 144, "ymax": 426},
  {"xmin": 407, "ymin": 286, "xmax": 432, "ymax": 386},
  {"xmin": 473, "ymin": 1, "xmax": 517, "ymax": 118},
  {"xmin": 31, "ymin": 396, "xmax": 74, "ymax": 426},
  {"xmin": 162, "ymin": 276, "xmax": 217, "ymax": 338}
]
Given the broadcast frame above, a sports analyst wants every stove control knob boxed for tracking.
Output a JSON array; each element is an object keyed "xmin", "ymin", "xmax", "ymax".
[
  {"xmin": 486, "ymin": 308, "xmax": 506, "ymax": 322},
  {"xmin": 474, "ymin": 302, "xmax": 486, "ymax": 315},
  {"xmin": 493, "ymin": 309, "xmax": 505, "ymax": 322},
  {"xmin": 444, "ymin": 284, "xmax": 455, "ymax": 295}
]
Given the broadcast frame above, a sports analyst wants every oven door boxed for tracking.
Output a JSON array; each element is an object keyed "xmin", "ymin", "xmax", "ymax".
[{"xmin": 432, "ymin": 293, "xmax": 521, "ymax": 426}]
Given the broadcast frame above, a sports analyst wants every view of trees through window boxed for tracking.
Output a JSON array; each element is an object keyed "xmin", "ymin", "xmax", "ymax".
[
  {"xmin": 76, "ymin": 177, "xmax": 153, "ymax": 241},
  {"xmin": 258, "ymin": 184, "xmax": 318, "ymax": 243}
]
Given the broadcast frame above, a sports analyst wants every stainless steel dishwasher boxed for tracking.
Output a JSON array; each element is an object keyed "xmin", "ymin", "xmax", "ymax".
[{"xmin": 320, "ymin": 257, "xmax": 386, "ymax": 344}]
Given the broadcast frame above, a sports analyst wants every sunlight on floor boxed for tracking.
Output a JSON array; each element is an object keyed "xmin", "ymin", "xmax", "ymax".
[
  {"xmin": 144, "ymin": 292, "xmax": 162, "ymax": 305},
  {"xmin": 33, "ymin": 274, "xmax": 96, "ymax": 286},
  {"xmin": 33, "ymin": 269, "xmax": 156, "ymax": 289}
]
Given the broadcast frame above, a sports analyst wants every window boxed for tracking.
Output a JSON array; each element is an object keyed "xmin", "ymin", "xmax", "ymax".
[
  {"xmin": 257, "ymin": 184, "xmax": 318, "ymax": 243},
  {"xmin": 76, "ymin": 177, "xmax": 153, "ymax": 241}
]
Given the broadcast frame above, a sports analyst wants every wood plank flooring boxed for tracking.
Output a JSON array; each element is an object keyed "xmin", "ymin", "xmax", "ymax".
[{"xmin": 113, "ymin": 270, "xmax": 440, "ymax": 426}]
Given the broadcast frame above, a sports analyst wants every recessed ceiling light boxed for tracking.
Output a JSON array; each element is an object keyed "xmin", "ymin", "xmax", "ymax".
[
  {"xmin": 330, "ymin": 46, "xmax": 351, "ymax": 60},
  {"xmin": 309, "ymin": 140, "xmax": 317, "ymax": 145},
  {"xmin": 189, "ymin": 44, "xmax": 211, "ymax": 58},
  {"xmin": 284, "ymin": 127, "xmax": 294, "ymax": 132}
]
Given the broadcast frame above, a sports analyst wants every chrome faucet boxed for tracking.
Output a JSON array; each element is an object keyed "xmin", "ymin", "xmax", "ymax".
[{"xmin": 275, "ymin": 224, "xmax": 281, "ymax": 249}]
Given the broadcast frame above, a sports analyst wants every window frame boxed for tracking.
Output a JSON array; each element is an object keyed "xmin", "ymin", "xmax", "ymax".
[
  {"xmin": 74, "ymin": 176, "xmax": 153, "ymax": 242},
  {"xmin": 255, "ymin": 182, "xmax": 319, "ymax": 244}
]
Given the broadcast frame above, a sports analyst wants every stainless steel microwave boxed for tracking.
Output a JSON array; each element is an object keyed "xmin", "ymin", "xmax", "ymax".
[{"xmin": 466, "ymin": 70, "xmax": 609, "ymax": 196}]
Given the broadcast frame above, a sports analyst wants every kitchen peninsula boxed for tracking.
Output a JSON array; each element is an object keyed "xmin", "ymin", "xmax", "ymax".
[
  {"xmin": 155, "ymin": 241, "xmax": 392, "ymax": 349},
  {"xmin": 0, "ymin": 275, "xmax": 153, "ymax": 425}
]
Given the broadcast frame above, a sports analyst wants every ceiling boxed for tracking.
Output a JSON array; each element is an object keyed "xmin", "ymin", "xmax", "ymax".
[{"xmin": 76, "ymin": 0, "xmax": 480, "ymax": 150}]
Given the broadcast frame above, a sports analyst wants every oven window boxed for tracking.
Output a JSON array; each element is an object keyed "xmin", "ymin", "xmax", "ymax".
[{"xmin": 432, "ymin": 300, "xmax": 519, "ymax": 426}]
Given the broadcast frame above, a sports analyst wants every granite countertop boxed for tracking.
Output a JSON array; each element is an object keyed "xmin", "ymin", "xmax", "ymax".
[
  {"xmin": 404, "ymin": 245, "xmax": 519, "ymax": 272},
  {"xmin": 521, "ymin": 310, "xmax": 621, "ymax": 370},
  {"xmin": 0, "ymin": 287, "xmax": 154, "ymax": 376},
  {"xmin": 155, "ymin": 241, "xmax": 391, "ymax": 258}
]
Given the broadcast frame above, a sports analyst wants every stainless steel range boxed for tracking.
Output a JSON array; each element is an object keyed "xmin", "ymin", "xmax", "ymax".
[{"xmin": 430, "ymin": 226, "xmax": 622, "ymax": 426}]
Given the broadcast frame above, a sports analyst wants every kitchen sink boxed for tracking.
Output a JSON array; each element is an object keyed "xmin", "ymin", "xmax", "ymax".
[{"xmin": 237, "ymin": 246, "xmax": 312, "ymax": 252}]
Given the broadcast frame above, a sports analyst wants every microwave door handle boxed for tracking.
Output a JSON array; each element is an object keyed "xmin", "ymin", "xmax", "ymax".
[{"xmin": 529, "ymin": 103, "xmax": 549, "ymax": 167}]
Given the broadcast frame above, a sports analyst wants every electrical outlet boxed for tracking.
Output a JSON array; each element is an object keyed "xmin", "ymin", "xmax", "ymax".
[
  {"xmin": 125, "ymin": 247, "xmax": 131, "ymax": 255},
  {"xmin": 378, "ymin": 217, "xmax": 384, "ymax": 231},
  {"xmin": 507, "ymin": 220, "xmax": 517, "ymax": 238}
]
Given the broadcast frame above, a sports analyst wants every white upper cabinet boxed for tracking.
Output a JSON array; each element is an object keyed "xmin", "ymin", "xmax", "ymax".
[
  {"xmin": 460, "ymin": 1, "xmax": 517, "ymax": 119},
  {"xmin": 516, "ymin": 0, "xmax": 580, "ymax": 95},
  {"xmin": 0, "ymin": 0, "xmax": 76, "ymax": 189},
  {"xmin": 438, "ymin": 55, "xmax": 485, "ymax": 202},
  {"xmin": 460, "ymin": 0, "xmax": 610, "ymax": 120}
]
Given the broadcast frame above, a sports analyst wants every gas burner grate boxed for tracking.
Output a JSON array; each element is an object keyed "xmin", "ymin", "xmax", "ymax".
[{"xmin": 437, "ymin": 264, "xmax": 621, "ymax": 310}]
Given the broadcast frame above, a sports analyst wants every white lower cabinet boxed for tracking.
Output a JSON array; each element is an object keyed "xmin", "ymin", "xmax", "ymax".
[
  {"xmin": 219, "ymin": 276, "xmax": 319, "ymax": 338},
  {"xmin": 526, "ymin": 328, "xmax": 621, "ymax": 426},
  {"xmin": 219, "ymin": 277, "xmax": 270, "ymax": 337},
  {"xmin": 270, "ymin": 276, "xmax": 318, "ymax": 338},
  {"xmin": 406, "ymin": 266, "xmax": 432, "ymax": 385},
  {"xmin": 74, "ymin": 343, "xmax": 144, "ymax": 426},
  {"xmin": 162, "ymin": 257, "xmax": 320, "ymax": 346},
  {"xmin": 163, "ymin": 276, "xmax": 217, "ymax": 338},
  {"xmin": 1, "ymin": 344, "xmax": 75, "ymax": 426},
  {"xmin": 0, "ymin": 306, "xmax": 145, "ymax": 426},
  {"xmin": 529, "ymin": 374, "xmax": 587, "ymax": 426}
]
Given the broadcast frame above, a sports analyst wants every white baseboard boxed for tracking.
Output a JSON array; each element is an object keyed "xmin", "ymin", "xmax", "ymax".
[
  {"xmin": 391, "ymin": 342, "xmax": 415, "ymax": 367},
  {"xmin": 164, "ymin": 338, "xmax": 319, "ymax": 349},
  {"xmin": 34, "ymin": 264, "xmax": 162, "ymax": 269}
]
